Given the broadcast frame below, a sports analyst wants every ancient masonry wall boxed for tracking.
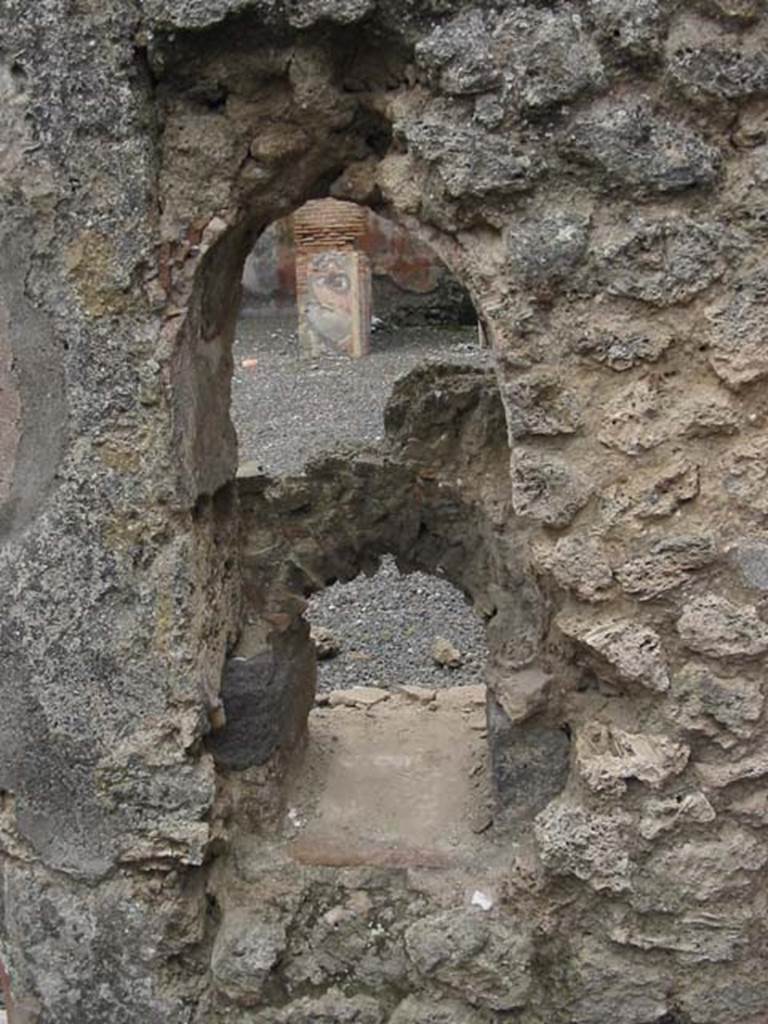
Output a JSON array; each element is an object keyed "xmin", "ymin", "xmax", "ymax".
[{"xmin": 2, "ymin": 2, "xmax": 768, "ymax": 1022}]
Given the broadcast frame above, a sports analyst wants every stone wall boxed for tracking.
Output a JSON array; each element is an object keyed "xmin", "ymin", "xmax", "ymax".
[{"xmin": 2, "ymin": 2, "xmax": 768, "ymax": 1022}]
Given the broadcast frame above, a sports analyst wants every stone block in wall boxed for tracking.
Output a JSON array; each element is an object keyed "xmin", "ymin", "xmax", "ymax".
[
  {"xmin": 560, "ymin": 100, "xmax": 720, "ymax": 195},
  {"xmin": 676, "ymin": 594, "xmax": 768, "ymax": 659},
  {"xmin": 487, "ymin": 696, "xmax": 570, "ymax": 818},
  {"xmin": 404, "ymin": 908, "xmax": 533, "ymax": 1011},
  {"xmin": 206, "ymin": 623, "xmax": 315, "ymax": 770},
  {"xmin": 534, "ymin": 798, "xmax": 633, "ymax": 893},
  {"xmin": 558, "ymin": 615, "xmax": 670, "ymax": 692}
]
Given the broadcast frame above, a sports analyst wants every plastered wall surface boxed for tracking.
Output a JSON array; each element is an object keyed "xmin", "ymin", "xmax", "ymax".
[{"xmin": 2, "ymin": 2, "xmax": 768, "ymax": 1022}]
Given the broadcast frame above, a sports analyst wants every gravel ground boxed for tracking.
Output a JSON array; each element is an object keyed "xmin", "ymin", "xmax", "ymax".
[
  {"xmin": 232, "ymin": 310, "xmax": 490, "ymax": 476},
  {"xmin": 307, "ymin": 555, "xmax": 487, "ymax": 692},
  {"xmin": 231, "ymin": 307, "xmax": 491, "ymax": 690}
]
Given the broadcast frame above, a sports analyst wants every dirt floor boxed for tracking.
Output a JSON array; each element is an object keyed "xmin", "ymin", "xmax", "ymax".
[{"xmin": 283, "ymin": 686, "xmax": 497, "ymax": 869}]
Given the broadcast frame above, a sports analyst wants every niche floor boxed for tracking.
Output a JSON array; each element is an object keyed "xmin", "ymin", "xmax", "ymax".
[{"xmin": 283, "ymin": 685, "xmax": 496, "ymax": 870}]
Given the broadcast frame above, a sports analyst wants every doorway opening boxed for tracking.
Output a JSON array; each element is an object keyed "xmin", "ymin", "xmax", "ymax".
[{"xmin": 231, "ymin": 199, "xmax": 488, "ymax": 476}]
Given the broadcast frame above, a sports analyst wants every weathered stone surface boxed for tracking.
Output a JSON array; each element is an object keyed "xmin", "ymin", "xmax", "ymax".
[
  {"xmin": 597, "ymin": 218, "xmax": 726, "ymax": 305},
  {"xmin": 206, "ymin": 628, "xmax": 315, "ymax": 771},
  {"xmin": 588, "ymin": 0, "xmax": 669, "ymax": 62},
  {"xmin": 404, "ymin": 909, "xmax": 532, "ymax": 1011},
  {"xmin": 535, "ymin": 535, "xmax": 614, "ymax": 602},
  {"xmin": 534, "ymin": 799, "xmax": 632, "ymax": 893},
  {"xmin": 677, "ymin": 594, "xmax": 768, "ymax": 658},
  {"xmin": 615, "ymin": 534, "xmax": 716, "ymax": 600},
  {"xmin": 558, "ymin": 615, "xmax": 670, "ymax": 692},
  {"xmin": 312, "ymin": 624, "xmax": 341, "ymax": 660},
  {"xmin": 488, "ymin": 700, "xmax": 570, "ymax": 817},
  {"xmin": 511, "ymin": 452, "xmax": 593, "ymax": 526},
  {"xmin": 415, "ymin": 9, "xmax": 500, "ymax": 96},
  {"xmin": 608, "ymin": 905, "xmax": 749, "ymax": 964},
  {"xmin": 695, "ymin": 745, "xmax": 768, "ymax": 789},
  {"xmin": 490, "ymin": 667, "xmax": 552, "ymax": 724},
  {"xmin": 729, "ymin": 788, "xmax": 768, "ymax": 824},
  {"xmin": 252, "ymin": 989, "xmax": 384, "ymax": 1024},
  {"xmin": 638, "ymin": 825, "xmax": 768, "ymax": 909},
  {"xmin": 388, "ymin": 995, "xmax": 488, "ymax": 1024},
  {"xmin": 571, "ymin": 318, "xmax": 674, "ymax": 370},
  {"xmin": 403, "ymin": 105, "xmax": 541, "ymax": 204},
  {"xmin": 722, "ymin": 437, "xmax": 768, "ymax": 516},
  {"xmin": 432, "ymin": 636, "xmax": 463, "ymax": 669},
  {"xmin": 639, "ymin": 792, "xmax": 716, "ymax": 840},
  {"xmin": 211, "ymin": 909, "xmax": 287, "ymax": 1006},
  {"xmin": 729, "ymin": 540, "xmax": 768, "ymax": 590},
  {"xmin": 7, "ymin": 2, "xmax": 768, "ymax": 1019},
  {"xmin": 668, "ymin": 43, "xmax": 768, "ymax": 103},
  {"xmin": 506, "ymin": 211, "xmax": 591, "ymax": 291},
  {"xmin": 705, "ymin": 272, "xmax": 768, "ymax": 387},
  {"xmin": 668, "ymin": 662, "xmax": 764, "ymax": 743},
  {"xmin": 565, "ymin": 938, "xmax": 670, "ymax": 1024},
  {"xmin": 561, "ymin": 101, "xmax": 720, "ymax": 194},
  {"xmin": 575, "ymin": 722, "xmax": 689, "ymax": 796},
  {"xmin": 680, "ymin": 965, "xmax": 768, "ymax": 1024},
  {"xmin": 502, "ymin": 368, "xmax": 583, "ymax": 438},
  {"xmin": 599, "ymin": 378, "xmax": 738, "ymax": 455},
  {"xmin": 492, "ymin": 7, "xmax": 606, "ymax": 112},
  {"xmin": 600, "ymin": 456, "xmax": 701, "ymax": 523}
]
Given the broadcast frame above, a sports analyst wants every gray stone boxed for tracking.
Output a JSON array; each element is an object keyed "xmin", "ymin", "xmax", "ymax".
[
  {"xmin": 415, "ymin": 9, "xmax": 501, "ymax": 96},
  {"xmin": 608, "ymin": 906, "xmax": 748, "ymax": 964},
  {"xmin": 680, "ymin": 965, "xmax": 768, "ymax": 1024},
  {"xmin": 206, "ymin": 627, "xmax": 315, "ymax": 770},
  {"xmin": 565, "ymin": 938, "xmax": 672, "ymax": 1024},
  {"xmin": 388, "ymin": 995, "xmax": 488, "ymax": 1024},
  {"xmin": 639, "ymin": 792, "xmax": 716, "ymax": 841},
  {"xmin": 403, "ymin": 105, "xmax": 541, "ymax": 203},
  {"xmin": 534, "ymin": 799, "xmax": 632, "ymax": 893},
  {"xmin": 669, "ymin": 661, "xmax": 763, "ymax": 741},
  {"xmin": 723, "ymin": 437, "xmax": 768, "ymax": 516},
  {"xmin": 252, "ymin": 988, "xmax": 384, "ymax": 1024},
  {"xmin": 677, "ymin": 594, "xmax": 768, "ymax": 658},
  {"xmin": 638, "ymin": 825, "xmax": 768, "ymax": 909},
  {"xmin": 615, "ymin": 534, "xmax": 716, "ymax": 600},
  {"xmin": 511, "ymin": 452, "xmax": 593, "ymax": 527},
  {"xmin": 588, "ymin": 0, "xmax": 669, "ymax": 62},
  {"xmin": 730, "ymin": 541, "xmax": 768, "ymax": 590},
  {"xmin": 405, "ymin": 909, "xmax": 533, "ymax": 1011},
  {"xmin": 572, "ymin": 320, "xmax": 674, "ymax": 370},
  {"xmin": 506, "ymin": 211, "xmax": 591, "ymax": 291},
  {"xmin": 561, "ymin": 100, "xmax": 720, "ymax": 194},
  {"xmin": 598, "ymin": 218, "xmax": 725, "ymax": 305},
  {"xmin": 668, "ymin": 44, "xmax": 768, "ymax": 103},
  {"xmin": 488, "ymin": 699, "xmax": 570, "ymax": 817},
  {"xmin": 558, "ymin": 615, "xmax": 670, "ymax": 692},
  {"xmin": 535, "ymin": 535, "xmax": 614, "ymax": 602},
  {"xmin": 502, "ymin": 368, "xmax": 584, "ymax": 438},
  {"xmin": 311, "ymin": 624, "xmax": 341, "ymax": 660},
  {"xmin": 493, "ymin": 7, "xmax": 606, "ymax": 112},
  {"xmin": 706, "ymin": 272, "xmax": 768, "ymax": 388},
  {"xmin": 211, "ymin": 909, "xmax": 287, "ymax": 1006}
]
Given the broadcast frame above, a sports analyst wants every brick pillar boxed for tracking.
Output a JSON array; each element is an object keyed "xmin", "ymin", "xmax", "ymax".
[{"xmin": 293, "ymin": 199, "xmax": 371, "ymax": 359}]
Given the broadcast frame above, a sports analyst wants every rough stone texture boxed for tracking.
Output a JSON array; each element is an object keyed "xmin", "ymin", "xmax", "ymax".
[
  {"xmin": 3, "ymin": 2, "xmax": 768, "ymax": 1021},
  {"xmin": 404, "ymin": 909, "xmax": 532, "ymax": 1011}
]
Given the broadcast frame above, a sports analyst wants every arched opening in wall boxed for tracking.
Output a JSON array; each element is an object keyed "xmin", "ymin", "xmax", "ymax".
[
  {"xmin": 231, "ymin": 199, "xmax": 486, "ymax": 476},
  {"xmin": 219, "ymin": 199, "xmax": 515, "ymax": 866}
]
